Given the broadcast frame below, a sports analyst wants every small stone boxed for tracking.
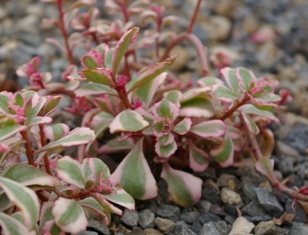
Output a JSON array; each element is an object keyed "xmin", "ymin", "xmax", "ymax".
[
  {"xmin": 242, "ymin": 178, "xmax": 258, "ymax": 200},
  {"xmin": 121, "ymin": 209, "xmax": 139, "ymax": 227},
  {"xmin": 241, "ymin": 200, "xmax": 268, "ymax": 217},
  {"xmin": 217, "ymin": 174, "xmax": 238, "ymax": 190},
  {"xmin": 244, "ymin": 215, "xmax": 272, "ymax": 223},
  {"xmin": 202, "ymin": 179, "xmax": 221, "ymax": 205},
  {"xmin": 290, "ymin": 222, "xmax": 308, "ymax": 235},
  {"xmin": 221, "ymin": 187, "xmax": 242, "ymax": 205},
  {"xmin": 190, "ymin": 221, "xmax": 202, "ymax": 234},
  {"xmin": 196, "ymin": 200, "xmax": 213, "ymax": 214},
  {"xmin": 199, "ymin": 213, "xmax": 221, "ymax": 224},
  {"xmin": 155, "ymin": 205, "xmax": 180, "ymax": 221},
  {"xmin": 138, "ymin": 209, "xmax": 155, "ymax": 229},
  {"xmin": 285, "ymin": 199, "xmax": 306, "ymax": 223},
  {"xmin": 283, "ymin": 123, "xmax": 308, "ymax": 155},
  {"xmin": 144, "ymin": 228, "xmax": 163, "ymax": 235},
  {"xmin": 77, "ymin": 231, "xmax": 98, "ymax": 235},
  {"xmin": 154, "ymin": 217, "xmax": 176, "ymax": 234},
  {"xmin": 274, "ymin": 141, "xmax": 300, "ymax": 160},
  {"xmin": 254, "ymin": 220, "xmax": 275, "ymax": 235},
  {"xmin": 127, "ymin": 227, "xmax": 145, "ymax": 235},
  {"xmin": 174, "ymin": 221, "xmax": 197, "ymax": 235},
  {"xmin": 210, "ymin": 204, "xmax": 227, "ymax": 217},
  {"xmin": 266, "ymin": 226, "xmax": 289, "ymax": 235},
  {"xmin": 88, "ymin": 219, "xmax": 110, "ymax": 235},
  {"xmin": 228, "ymin": 217, "xmax": 255, "ymax": 235},
  {"xmin": 214, "ymin": 220, "xmax": 228, "ymax": 235},
  {"xmin": 180, "ymin": 211, "xmax": 200, "ymax": 224},
  {"xmin": 200, "ymin": 222, "xmax": 220, "ymax": 235},
  {"xmin": 224, "ymin": 215, "xmax": 235, "ymax": 225},
  {"xmin": 279, "ymin": 157, "xmax": 294, "ymax": 176},
  {"xmin": 255, "ymin": 187, "xmax": 284, "ymax": 217},
  {"xmin": 117, "ymin": 224, "xmax": 131, "ymax": 234},
  {"xmin": 203, "ymin": 16, "xmax": 231, "ymax": 41}
]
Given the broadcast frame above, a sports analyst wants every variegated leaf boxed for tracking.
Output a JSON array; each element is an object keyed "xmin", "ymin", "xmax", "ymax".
[
  {"xmin": 212, "ymin": 85, "xmax": 238, "ymax": 102},
  {"xmin": 161, "ymin": 163, "xmax": 202, "ymax": 207},
  {"xmin": 155, "ymin": 139, "xmax": 177, "ymax": 158},
  {"xmin": 210, "ymin": 132, "xmax": 234, "ymax": 167},
  {"xmin": 173, "ymin": 118, "xmax": 192, "ymax": 135},
  {"xmin": 78, "ymin": 197, "xmax": 109, "ymax": 224},
  {"xmin": 163, "ymin": 90, "xmax": 182, "ymax": 107},
  {"xmin": 91, "ymin": 192, "xmax": 123, "ymax": 215},
  {"xmin": 152, "ymin": 100, "xmax": 179, "ymax": 121},
  {"xmin": 238, "ymin": 104, "xmax": 279, "ymax": 123},
  {"xmin": 103, "ymin": 188, "xmax": 135, "ymax": 210},
  {"xmin": 241, "ymin": 112, "xmax": 260, "ymax": 135},
  {"xmin": 236, "ymin": 67, "xmax": 256, "ymax": 92},
  {"xmin": 75, "ymin": 83, "xmax": 117, "ymax": 97},
  {"xmin": 0, "ymin": 177, "xmax": 39, "ymax": 230},
  {"xmin": 89, "ymin": 111, "xmax": 114, "ymax": 137},
  {"xmin": 81, "ymin": 68, "xmax": 114, "ymax": 87},
  {"xmin": 255, "ymin": 157, "xmax": 275, "ymax": 180},
  {"xmin": 190, "ymin": 120, "xmax": 226, "ymax": 138},
  {"xmin": 98, "ymin": 137, "xmax": 134, "ymax": 154},
  {"xmin": 180, "ymin": 96, "xmax": 215, "ymax": 118},
  {"xmin": 44, "ymin": 123, "xmax": 70, "ymax": 142},
  {"xmin": 0, "ymin": 124, "xmax": 26, "ymax": 141},
  {"xmin": 220, "ymin": 67, "xmax": 241, "ymax": 96},
  {"xmin": 52, "ymin": 198, "xmax": 87, "ymax": 234},
  {"xmin": 110, "ymin": 138, "xmax": 158, "ymax": 200},
  {"xmin": 0, "ymin": 212, "xmax": 36, "ymax": 235},
  {"xmin": 189, "ymin": 141, "xmax": 209, "ymax": 172},
  {"xmin": 109, "ymin": 109, "xmax": 149, "ymax": 133}
]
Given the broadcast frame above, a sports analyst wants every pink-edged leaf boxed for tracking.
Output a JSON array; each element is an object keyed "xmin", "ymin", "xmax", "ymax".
[
  {"xmin": 173, "ymin": 118, "xmax": 192, "ymax": 135},
  {"xmin": 2, "ymin": 163, "xmax": 60, "ymax": 187},
  {"xmin": 0, "ymin": 142, "xmax": 10, "ymax": 153},
  {"xmin": 210, "ymin": 132, "xmax": 234, "ymax": 167},
  {"xmin": 0, "ymin": 212, "xmax": 36, "ymax": 235},
  {"xmin": 197, "ymin": 76, "xmax": 223, "ymax": 87},
  {"xmin": 99, "ymin": 137, "xmax": 134, "ymax": 154},
  {"xmin": 180, "ymin": 96, "xmax": 215, "ymax": 118},
  {"xmin": 152, "ymin": 117, "xmax": 172, "ymax": 138},
  {"xmin": 236, "ymin": 67, "xmax": 256, "ymax": 92},
  {"xmin": 241, "ymin": 112, "xmax": 260, "ymax": 135},
  {"xmin": 109, "ymin": 109, "xmax": 149, "ymax": 133},
  {"xmin": 24, "ymin": 92, "xmax": 46, "ymax": 126},
  {"xmin": 161, "ymin": 15, "xmax": 178, "ymax": 28},
  {"xmin": 157, "ymin": 133, "xmax": 175, "ymax": 146},
  {"xmin": 131, "ymin": 72, "xmax": 167, "ymax": 108},
  {"xmin": 112, "ymin": 27, "xmax": 139, "ymax": 75},
  {"xmin": 161, "ymin": 163, "xmax": 202, "ymax": 207},
  {"xmin": 259, "ymin": 128, "xmax": 275, "ymax": 158},
  {"xmin": 55, "ymin": 156, "xmax": 85, "ymax": 189},
  {"xmin": 238, "ymin": 104, "xmax": 279, "ymax": 123},
  {"xmin": 52, "ymin": 198, "xmax": 87, "ymax": 234},
  {"xmin": 39, "ymin": 202, "xmax": 55, "ymax": 233},
  {"xmin": 227, "ymin": 126, "xmax": 244, "ymax": 151},
  {"xmin": 103, "ymin": 188, "xmax": 135, "ymax": 210},
  {"xmin": 41, "ymin": 95, "xmax": 61, "ymax": 116},
  {"xmin": 78, "ymin": 197, "xmax": 109, "ymax": 225},
  {"xmin": 81, "ymin": 68, "xmax": 114, "ymax": 87},
  {"xmin": 75, "ymin": 83, "xmax": 117, "ymax": 97},
  {"xmin": 163, "ymin": 90, "xmax": 183, "ymax": 107},
  {"xmin": 127, "ymin": 55, "xmax": 177, "ymax": 93},
  {"xmin": 90, "ymin": 192, "xmax": 123, "ymax": 215},
  {"xmin": 212, "ymin": 84, "xmax": 238, "ymax": 102},
  {"xmin": 42, "ymin": 219, "xmax": 64, "ymax": 235},
  {"xmin": 190, "ymin": 120, "xmax": 226, "ymax": 138},
  {"xmin": 0, "ymin": 124, "xmax": 26, "ymax": 141},
  {"xmin": 34, "ymin": 127, "xmax": 95, "ymax": 154},
  {"xmin": 27, "ymin": 116, "xmax": 52, "ymax": 127},
  {"xmin": 81, "ymin": 48, "xmax": 103, "ymax": 69},
  {"xmin": 155, "ymin": 139, "xmax": 177, "ymax": 158},
  {"xmin": 44, "ymin": 123, "xmax": 70, "ymax": 142},
  {"xmin": 0, "ymin": 177, "xmax": 39, "ymax": 230},
  {"xmin": 82, "ymin": 158, "xmax": 110, "ymax": 183},
  {"xmin": 220, "ymin": 67, "xmax": 241, "ymax": 96},
  {"xmin": 110, "ymin": 138, "xmax": 158, "ymax": 200},
  {"xmin": 252, "ymin": 94, "xmax": 281, "ymax": 107},
  {"xmin": 152, "ymin": 100, "xmax": 179, "ymax": 121},
  {"xmin": 89, "ymin": 111, "xmax": 114, "ymax": 137},
  {"xmin": 189, "ymin": 140, "xmax": 209, "ymax": 172},
  {"xmin": 255, "ymin": 157, "xmax": 275, "ymax": 179}
]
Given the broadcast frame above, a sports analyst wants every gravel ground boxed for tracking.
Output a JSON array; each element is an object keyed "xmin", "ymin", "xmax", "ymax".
[{"xmin": 1, "ymin": 0, "xmax": 308, "ymax": 235}]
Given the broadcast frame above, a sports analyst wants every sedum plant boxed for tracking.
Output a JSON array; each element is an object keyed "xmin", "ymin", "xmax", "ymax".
[{"xmin": 1, "ymin": 0, "xmax": 308, "ymax": 234}]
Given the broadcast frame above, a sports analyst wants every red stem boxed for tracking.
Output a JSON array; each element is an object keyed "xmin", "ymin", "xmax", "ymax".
[
  {"xmin": 187, "ymin": 0, "xmax": 202, "ymax": 34},
  {"xmin": 218, "ymin": 97, "xmax": 250, "ymax": 121},
  {"xmin": 57, "ymin": 1, "xmax": 74, "ymax": 65},
  {"xmin": 20, "ymin": 131, "xmax": 35, "ymax": 166},
  {"xmin": 39, "ymin": 125, "xmax": 52, "ymax": 175}
]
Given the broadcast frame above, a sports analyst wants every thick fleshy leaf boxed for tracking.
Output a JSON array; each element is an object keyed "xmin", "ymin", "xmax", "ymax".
[
  {"xmin": 189, "ymin": 141, "xmax": 209, "ymax": 172},
  {"xmin": 90, "ymin": 111, "xmax": 114, "ymax": 137},
  {"xmin": 81, "ymin": 68, "xmax": 114, "ymax": 87},
  {"xmin": 24, "ymin": 92, "xmax": 46, "ymax": 126},
  {"xmin": 0, "ymin": 177, "xmax": 39, "ymax": 230},
  {"xmin": 44, "ymin": 123, "xmax": 70, "ymax": 142},
  {"xmin": 161, "ymin": 163, "xmax": 202, "ymax": 207},
  {"xmin": 55, "ymin": 156, "xmax": 85, "ymax": 188},
  {"xmin": 163, "ymin": 90, "xmax": 182, "ymax": 107},
  {"xmin": 0, "ymin": 124, "xmax": 26, "ymax": 141},
  {"xmin": 236, "ymin": 67, "xmax": 256, "ymax": 92},
  {"xmin": 82, "ymin": 158, "xmax": 110, "ymax": 183},
  {"xmin": 241, "ymin": 112, "xmax": 259, "ymax": 135},
  {"xmin": 41, "ymin": 96, "xmax": 61, "ymax": 116},
  {"xmin": 259, "ymin": 128, "xmax": 275, "ymax": 158},
  {"xmin": 180, "ymin": 97, "xmax": 215, "ymax": 118},
  {"xmin": 152, "ymin": 117, "xmax": 172, "ymax": 137},
  {"xmin": 255, "ymin": 157, "xmax": 275, "ymax": 179},
  {"xmin": 34, "ymin": 127, "xmax": 95, "ymax": 154},
  {"xmin": 221, "ymin": 67, "xmax": 240, "ymax": 96},
  {"xmin": 112, "ymin": 27, "xmax": 139, "ymax": 75},
  {"xmin": 131, "ymin": 72, "xmax": 166, "ymax": 108},
  {"xmin": 190, "ymin": 120, "xmax": 226, "ymax": 138},
  {"xmin": 91, "ymin": 192, "xmax": 122, "ymax": 215},
  {"xmin": 157, "ymin": 133, "xmax": 174, "ymax": 146},
  {"xmin": 210, "ymin": 132, "xmax": 234, "ymax": 167},
  {"xmin": 27, "ymin": 116, "xmax": 52, "ymax": 127},
  {"xmin": 152, "ymin": 100, "xmax": 179, "ymax": 121},
  {"xmin": 173, "ymin": 118, "xmax": 192, "ymax": 135},
  {"xmin": 0, "ymin": 92, "xmax": 9, "ymax": 112},
  {"xmin": 2, "ymin": 163, "xmax": 60, "ymax": 187},
  {"xmin": 212, "ymin": 85, "xmax": 238, "ymax": 102},
  {"xmin": 99, "ymin": 137, "xmax": 134, "ymax": 154},
  {"xmin": 155, "ymin": 139, "xmax": 177, "ymax": 158},
  {"xmin": 0, "ymin": 193, "xmax": 12, "ymax": 211},
  {"xmin": 75, "ymin": 83, "xmax": 117, "ymax": 97},
  {"xmin": 197, "ymin": 76, "xmax": 223, "ymax": 87},
  {"xmin": 238, "ymin": 104, "xmax": 279, "ymax": 123},
  {"xmin": 109, "ymin": 109, "xmax": 149, "ymax": 133},
  {"xmin": 127, "ymin": 55, "xmax": 176, "ymax": 93},
  {"xmin": 103, "ymin": 188, "xmax": 135, "ymax": 210},
  {"xmin": 78, "ymin": 197, "xmax": 109, "ymax": 224},
  {"xmin": 39, "ymin": 202, "xmax": 55, "ymax": 232},
  {"xmin": 0, "ymin": 212, "xmax": 36, "ymax": 235},
  {"xmin": 110, "ymin": 138, "xmax": 158, "ymax": 200},
  {"xmin": 53, "ymin": 198, "xmax": 87, "ymax": 234}
]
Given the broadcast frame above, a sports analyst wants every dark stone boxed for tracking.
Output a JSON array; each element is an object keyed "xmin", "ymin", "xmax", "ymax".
[
  {"xmin": 121, "ymin": 209, "xmax": 139, "ymax": 227},
  {"xmin": 180, "ymin": 211, "xmax": 200, "ymax": 224},
  {"xmin": 285, "ymin": 199, "xmax": 306, "ymax": 223},
  {"xmin": 241, "ymin": 200, "xmax": 268, "ymax": 217},
  {"xmin": 87, "ymin": 219, "xmax": 110, "ymax": 235},
  {"xmin": 243, "ymin": 215, "xmax": 272, "ymax": 223},
  {"xmin": 265, "ymin": 226, "xmax": 289, "ymax": 235},
  {"xmin": 278, "ymin": 157, "xmax": 294, "ymax": 176},
  {"xmin": 78, "ymin": 231, "xmax": 98, "ymax": 235},
  {"xmin": 290, "ymin": 222, "xmax": 308, "ymax": 235},
  {"xmin": 210, "ymin": 204, "xmax": 227, "ymax": 217},
  {"xmin": 282, "ymin": 123, "xmax": 308, "ymax": 155},
  {"xmin": 174, "ymin": 221, "xmax": 197, "ymax": 235},
  {"xmin": 214, "ymin": 220, "xmax": 228, "ymax": 235},
  {"xmin": 224, "ymin": 215, "xmax": 235, "ymax": 224},
  {"xmin": 199, "ymin": 222, "xmax": 220, "ymax": 235},
  {"xmin": 155, "ymin": 205, "xmax": 181, "ymax": 222},
  {"xmin": 255, "ymin": 188, "xmax": 284, "ymax": 217},
  {"xmin": 126, "ymin": 227, "xmax": 145, "ymax": 235},
  {"xmin": 199, "ymin": 213, "xmax": 221, "ymax": 224},
  {"xmin": 242, "ymin": 178, "xmax": 258, "ymax": 200},
  {"xmin": 202, "ymin": 180, "xmax": 222, "ymax": 205},
  {"xmin": 224, "ymin": 203, "xmax": 238, "ymax": 217},
  {"xmin": 189, "ymin": 221, "xmax": 202, "ymax": 234},
  {"xmin": 195, "ymin": 200, "xmax": 213, "ymax": 214},
  {"xmin": 138, "ymin": 209, "xmax": 155, "ymax": 229}
]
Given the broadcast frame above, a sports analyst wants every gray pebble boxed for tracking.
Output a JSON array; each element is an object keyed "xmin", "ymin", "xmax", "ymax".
[
  {"xmin": 290, "ymin": 222, "xmax": 308, "ymax": 235},
  {"xmin": 88, "ymin": 219, "xmax": 110, "ymax": 235},
  {"xmin": 153, "ymin": 217, "xmax": 176, "ymax": 234},
  {"xmin": 155, "ymin": 205, "xmax": 181, "ymax": 221},
  {"xmin": 199, "ymin": 213, "xmax": 221, "ymax": 224},
  {"xmin": 180, "ymin": 211, "xmax": 200, "ymax": 224},
  {"xmin": 196, "ymin": 200, "xmax": 213, "ymax": 214},
  {"xmin": 255, "ymin": 187, "xmax": 284, "ymax": 217},
  {"xmin": 200, "ymin": 222, "xmax": 220, "ymax": 235},
  {"xmin": 121, "ymin": 209, "xmax": 139, "ymax": 227},
  {"xmin": 174, "ymin": 221, "xmax": 197, "ymax": 235},
  {"xmin": 241, "ymin": 200, "xmax": 268, "ymax": 217},
  {"xmin": 138, "ymin": 209, "xmax": 155, "ymax": 229}
]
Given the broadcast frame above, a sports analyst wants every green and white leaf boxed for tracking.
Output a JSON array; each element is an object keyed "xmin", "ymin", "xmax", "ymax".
[
  {"xmin": 163, "ymin": 90, "xmax": 182, "ymax": 107},
  {"xmin": 173, "ymin": 118, "xmax": 192, "ymax": 135},
  {"xmin": 44, "ymin": 123, "xmax": 70, "ymax": 141},
  {"xmin": 75, "ymin": 83, "xmax": 117, "ymax": 97},
  {"xmin": 190, "ymin": 120, "xmax": 226, "ymax": 138},
  {"xmin": 212, "ymin": 85, "xmax": 238, "ymax": 102},
  {"xmin": 189, "ymin": 141, "xmax": 209, "ymax": 172},
  {"xmin": 155, "ymin": 140, "xmax": 177, "ymax": 158},
  {"xmin": 0, "ymin": 212, "xmax": 36, "ymax": 235},
  {"xmin": 236, "ymin": 67, "xmax": 256, "ymax": 92},
  {"xmin": 180, "ymin": 97, "xmax": 215, "ymax": 118},
  {"xmin": 161, "ymin": 163, "xmax": 202, "ymax": 207},
  {"xmin": 81, "ymin": 68, "xmax": 114, "ymax": 87},
  {"xmin": 78, "ymin": 197, "xmax": 109, "ymax": 224},
  {"xmin": 0, "ymin": 177, "xmax": 39, "ymax": 230},
  {"xmin": 99, "ymin": 137, "xmax": 134, "ymax": 154},
  {"xmin": 0, "ymin": 124, "xmax": 26, "ymax": 141},
  {"xmin": 152, "ymin": 100, "xmax": 179, "ymax": 121},
  {"xmin": 90, "ymin": 111, "xmax": 114, "ymax": 137},
  {"xmin": 241, "ymin": 112, "xmax": 259, "ymax": 135},
  {"xmin": 255, "ymin": 157, "xmax": 275, "ymax": 180},
  {"xmin": 238, "ymin": 104, "xmax": 279, "ymax": 123},
  {"xmin": 52, "ymin": 198, "xmax": 87, "ymax": 234},
  {"xmin": 210, "ymin": 132, "xmax": 234, "ymax": 167},
  {"xmin": 221, "ymin": 67, "xmax": 241, "ymax": 96},
  {"xmin": 104, "ymin": 188, "xmax": 135, "ymax": 210},
  {"xmin": 109, "ymin": 109, "xmax": 149, "ymax": 133},
  {"xmin": 110, "ymin": 138, "xmax": 158, "ymax": 200}
]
